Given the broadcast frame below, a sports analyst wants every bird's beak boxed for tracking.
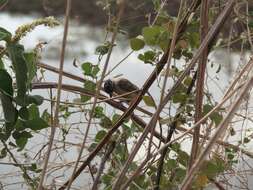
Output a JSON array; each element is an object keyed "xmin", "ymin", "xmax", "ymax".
[{"xmin": 109, "ymin": 93, "xmax": 113, "ymax": 98}]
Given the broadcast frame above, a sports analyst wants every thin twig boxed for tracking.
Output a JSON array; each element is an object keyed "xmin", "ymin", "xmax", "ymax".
[
  {"xmin": 181, "ymin": 51, "xmax": 253, "ymax": 190},
  {"xmin": 91, "ymin": 142, "xmax": 116, "ymax": 190},
  {"xmin": 38, "ymin": 62, "xmax": 86, "ymax": 83},
  {"xmin": 64, "ymin": 1, "xmax": 126, "ymax": 190},
  {"xmin": 153, "ymin": 0, "xmax": 185, "ymax": 189},
  {"xmin": 245, "ymin": 1, "xmax": 253, "ymax": 51},
  {"xmin": 105, "ymin": 51, "xmax": 134, "ymax": 77},
  {"xmin": 154, "ymin": 65, "xmax": 198, "ymax": 190},
  {"xmin": 1, "ymin": 140, "xmax": 37, "ymax": 189},
  {"xmin": 209, "ymin": 178, "xmax": 226, "ymax": 190},
  {"xmin": 189, "ymin": 0, "xmax": 209, "ymax": 168},
  {"xmin": 181, "ymin": 78, "xmax": 253, "ymax": 189},
  {"xmin": 38, "ymin": 0, "xmax": 72, "ymax": 189}
]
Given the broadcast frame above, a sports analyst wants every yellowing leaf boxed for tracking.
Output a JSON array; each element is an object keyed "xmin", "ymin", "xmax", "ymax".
[
  {"xmin": 178, "ymin": 40, "xmax": 188, "ymax": 49},
  {"xmin": 195, "ymin": 174, "xmax": 209, "ymax": 188},
  {"xmin": 163, "ymin": 20, "xmax": 175, "ymax": 33},
  {"xmin": 143, "ymin": 95, "xmax": 156, "ymax": 107}
]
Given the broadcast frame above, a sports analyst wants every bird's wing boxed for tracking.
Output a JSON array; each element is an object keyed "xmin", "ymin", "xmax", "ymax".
[{"xmin": 115, "ymin": 78, "xmax": 139, "ymax": 94}]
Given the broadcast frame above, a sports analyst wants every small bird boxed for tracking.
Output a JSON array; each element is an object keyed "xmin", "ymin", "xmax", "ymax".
[{"xmin": 104, "ymin": 78, "xmax": 140, "ymax": 101}]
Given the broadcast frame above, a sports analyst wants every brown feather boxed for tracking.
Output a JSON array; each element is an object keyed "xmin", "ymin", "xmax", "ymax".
[{"xmin": 113, "ymin": 78, "xmax": 139, "ymax": 100}]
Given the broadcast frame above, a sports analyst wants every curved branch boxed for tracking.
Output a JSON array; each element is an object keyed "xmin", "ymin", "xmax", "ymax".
[{"xmin": 31, "ymin": 82, "xmax": 166, "ymax": 143}]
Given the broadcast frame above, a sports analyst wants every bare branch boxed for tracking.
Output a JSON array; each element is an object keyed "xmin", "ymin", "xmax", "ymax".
[{"xmin": 38, "ymin": 0, "xmax": 72, "ymax": 189}]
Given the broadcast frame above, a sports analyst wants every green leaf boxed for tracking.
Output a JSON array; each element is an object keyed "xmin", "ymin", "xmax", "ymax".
[
  {"xmin": 187, "ymin": 32, "xmax": 199, "ymax": 48},
  {"xmin": 210, "ymin": 112, "xmax": 223, "ymax": 126},
  {"xmin": 227, "ymin": 153, "xmax": 234, "ymax": 160},
  {"xmin": 201, "ymin": 160, "xmax": 225, "ymax": 179},
  {"xmin": 0, "ymin": 69, "xmax": 13, "ymax": 96},
  {"xmin": 131, "ymin": 121, "xmax": 141, "ymax": 132},
  {"xmin": 171, "ymin": 142, "xmax": 181, "ymax": 152},
  {"xmin": 174, "ymin": 168, "xmax": 186, "ymax": 182},
  {"xmin": 172, "ymin": 92, "xmax": 187, "ymax": 104},
  {"xmin": 24, "ymin": 118, "xmax": 49, "ymax": 131},
  {"xmin": 18, "ymin": 107, "xmax": 29, "ymax": 120},
  {"xmin": 95, "ymin": 130, "xmax": 107, "ymax": 142},
  {"xmin": 203, "ymin": 104, "xmax": 213, "ymax": 114},
  {"xmin": 28, "ymin": 104, "xmax": 40, "ymax": 119},
  {"xmin": 102, "ymin": 172, "xmax": 114, "ymax": 186},
  {"xmin": 142, "ymin": 26, "xmax": 161, "ymax": 45},
  {"xmin": 7, "ymin": 43, "xmax": 28, "ymax": 105},
  {"xmin": 177, "ymin": 150, "xmax": 189, "ymax": 167},
  {"xmin": 183, "ymin": 76, "xmax": 192, "ymax": 87},
  {"xmin": 142, "ymin": 25, "xmax": 169, "ymax": 50},
  {"xmin": 27, "ymin": 163, "xmax": 42, "ymax": 173},
  {"xmin": 0, "ymin": 26, "xmax": 11, "ymax": 42},
  {"xmin": 130, "ymin": 38, "xmax": 145, "ymax": 51},
  {"xmin": 88, "ymin": 142, "xmax": 98, "ymax": 152},
  {"xmin": 158, "ymin": 30, "xmax": 170, "ymax": 51},
  {"xmin": 115, "ymin": 143, "xmax": 128, "ymax": 162},
  {"xmin": 14, "ymin": 119, "xmax": 26, "ymax": 131},
  {"xmin": 81, "ymin": 62, "xmax": 100, "ymax": 78},
  {"xmin": 112, "ymin": 114, "xmax": 121, "ymax": 124},
  {"xmin": 27, "ymin": 95, "xmax": 44, "ymax": 105},
  {"xmin": 84, "ymin": 80, "xmax": 96, "ymax": 92},
  {"xmin": 41, "ymin": 109, "xmax": 51, "ymax": 123},
  {"xmin": 20, "ymin": 131, "xmax": 33, "ymax": 138},
  {"xmin": 142, "ymin": 95, "xmax": 156, "ymax": 107},
  {"xmin": 100, "ymin": 116, "xmax": 112, "ymax": 129},
  {"xmin": 92, "ymin": 65, "xmax": 100, "ymax": 77},
  {"xmin": 0, "ymin": 148, "xmax": 7, "ymax": 158},
  {"xmin": 93, "ymin": 106, "xmax": 104, "ymax": 118},
  {"xmin": 0, "ymin": 93, "xmax": 17, "ymax": 123},
  {"xmin": 81, "ymin": 62, "xmax": 92, "ymax": 76},
  {"xmin": 81, "ymin": 95, "xmax": 91, "ymax": 103},
  {"xmin": 122, "ymin": 124, "xmax": 133, "ymax": 137},
  {"xmin": 138, "ymin": 50, "xmax": 156, "ymax": 64},
  {"xmin": 244, "ymin": 137, "xmax": 250, "ymax": 143},
  {"xmin": 166, "ymin": 159, "xmax": 177, "ymax": 170},
  {"xmin": 182, "ymin": 50, "xmax": 193, "ymax": 60},
  {"xmin": 12, "ymin": 130, "xmax": 33, "ymax": 139},
  {"xmin": 152, "ymin": 0, "xmax": 160, "ymax": 11},
  {"xmin": 203, "ymin": 104, "xmax": 223, "ymax": 126},
  {"xmin": 95, "ymin": 42, "xmax": 110, "ymax": 55},
  {"xmin": 80, "ymin": 80, "xmax": 95, "ymax": 101},
  {"xmin": 132, "ymin": 175, "xmax": 147, "ymax": 188},
  {"xmin": 24, "ymin": 52, "xmax": 37, "ymax": 85},
  {"xmin": 16, "ymin": 137, "xmax": 28, "ymax": 151}
]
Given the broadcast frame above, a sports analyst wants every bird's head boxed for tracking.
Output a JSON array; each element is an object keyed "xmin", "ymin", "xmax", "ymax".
[{"xmin": 104, "ymin": 79, "xmax": 114, "ymax": 97}]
